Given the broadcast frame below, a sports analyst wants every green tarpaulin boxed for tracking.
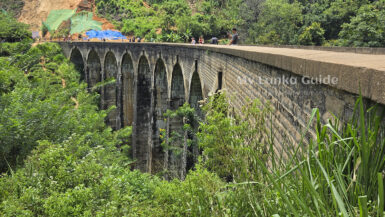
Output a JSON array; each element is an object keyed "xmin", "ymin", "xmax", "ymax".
[
  {"xmin": 70, "ymin": 12, "xmax": 102, "ymax": 34},
  {"xmin": 43, "ymin": 9, "xmax": 76, "ymax": 33}
]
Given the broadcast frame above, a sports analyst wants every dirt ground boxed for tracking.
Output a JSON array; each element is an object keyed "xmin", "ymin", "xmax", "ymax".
[
  {"xmin": 18, "ymin": 0, "xmax": 82, "ymax": 31},
  {"xmin": 18, "ymin": 0, "xmax": 114, "ymax": 32}
]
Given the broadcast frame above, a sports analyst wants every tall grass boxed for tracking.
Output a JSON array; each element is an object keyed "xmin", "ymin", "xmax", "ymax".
[
  {"xmin": 191, "ymin": 93, "xmax": 385, "ymax": 216},
  {"xmin": 220, "ymin": 95, "xmax": 385, "ymax": 216}
]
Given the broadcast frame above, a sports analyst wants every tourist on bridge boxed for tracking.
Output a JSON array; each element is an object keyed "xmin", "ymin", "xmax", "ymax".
[
  {"xmin": 228, "ymin": 28, "xmax": 238, "ymax": 45},
  {"xmin": 199, "ymin": 36, "xmax": 204, "ymax": 44},
  {"xmin": 191, "ymin": 37, "xmax": 196, "ymax": 45}
]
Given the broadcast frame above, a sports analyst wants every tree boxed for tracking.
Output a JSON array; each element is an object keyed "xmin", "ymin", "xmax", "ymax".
[
  {"xmin": 250, "ymin": 0, "xmax": 303, "ymax": 45},
  {"xmin": 339, "ymin": 2, "xmax": 385, "ymax": 47},
  {"xmin": 299, "ymin": 22, "xmax": 325, "ymax": 45},
  {"xmin": 0, "ymin": 13, "xmax": 30, "ymax": 42}
]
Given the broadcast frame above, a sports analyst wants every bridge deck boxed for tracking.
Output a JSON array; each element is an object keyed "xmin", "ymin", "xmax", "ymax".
[
  {"xmin": 182, "ymin": 43, "xmax": 385, "ymax": 104},
  {"xmin": 61, "ymin": 41, "xmax": 385, "ymax": 104}
]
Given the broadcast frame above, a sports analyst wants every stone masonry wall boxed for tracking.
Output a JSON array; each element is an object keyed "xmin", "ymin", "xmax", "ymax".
[{"xmin": 59, "ymin": 42, "xmax": 385, "ymax": 173}]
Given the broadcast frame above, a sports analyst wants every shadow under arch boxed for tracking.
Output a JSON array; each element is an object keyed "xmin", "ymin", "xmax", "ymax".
[
  {"xmin": 70, "ymin": 47, "xmax": 85, "ymax": 81},
  {"xmin": 170, "ymin": 63, "xmax": 185, "ymax": 110},
  {"xmin": 104, "ymin": 51, "xmax": 119, "ymax": 129},
  {"xmin": 187, "ymin": 69, "xmax": 203, "ymax": 172},
  {"xmin": 152, "ymin": 58, "xmax": 168, "ymax": 173},
  {"xmin": 86, "ymin": 50, "xmax": 101, "ymax": 89},
  {"xmin": 121, "ymin": 53, "xmax": 134, "ymax": 127},
  {"xmin": 165, "ymin": 62, "xmax": 186, "ymax": 179},
  {"xmin": 189, "ymin": 70, "xmax": 203, "ymax": 113},
  {"xmin": 135, "ymin": 55, "xmax": 152, "ymax": 172}
]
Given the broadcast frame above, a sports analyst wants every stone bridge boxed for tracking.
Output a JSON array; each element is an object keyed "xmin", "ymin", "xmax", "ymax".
[{"xmin": 58, "ymin": 42, "xmax": 385, "ymax": 174}]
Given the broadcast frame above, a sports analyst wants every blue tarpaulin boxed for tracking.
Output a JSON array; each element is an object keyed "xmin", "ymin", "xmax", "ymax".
[{"xmin": 86, "ymin": 30, "xmax": 127, "ymax": 40}]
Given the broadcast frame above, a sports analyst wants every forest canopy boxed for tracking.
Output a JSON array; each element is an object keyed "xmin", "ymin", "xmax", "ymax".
[
  {"xmin": 1, "ymin": 3, "xmax": 385, "ymax": 216},
  {"xmin": 93, "ymin": 0, "xmax": 385, "ymax": 47}
]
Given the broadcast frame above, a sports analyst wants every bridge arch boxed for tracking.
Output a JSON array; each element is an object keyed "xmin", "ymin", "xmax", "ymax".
[
  {"xmin": 189, "ymin": 63, "xmax": 204, "ymax": 112},
  {"xmin": 166, "ymin": 62, "xmax": 186, "ymax": 179},
  {"xmin": 86, "ymin": 50, "xmax": 101, "ymax": 89},
  {"xmin": 170, "ymin": 63, "xmax": 185, "ymax": 110},
  {"xmin": 189, "ymin": 71, "xmax": 203, "ymax": 114},
  {"xmin": 69, "ymin": 47, "xmax": 85, "ymax": 81},
  {"xmin": 152, "ymin": 58, "xmax": 169, "ymax": 172},
  {"xmin": 103, "ymin": 51, "xmax": 119, "ymax": 129},
  {"xmin": 121, "ymin": 53, "xmax": 134, "ymax": 127},
  {"xmin": 135, "ymin": 55, "xmax": 153, "ymax": 172}
]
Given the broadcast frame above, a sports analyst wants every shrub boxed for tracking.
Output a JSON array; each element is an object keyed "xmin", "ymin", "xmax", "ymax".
[
  {"xmin": 299, "ymin": 22, "xmax": 325, "ymax": 46},
  {"xmin": 339, "ymin": 2, "xmax": 385, "ymax": 47}
]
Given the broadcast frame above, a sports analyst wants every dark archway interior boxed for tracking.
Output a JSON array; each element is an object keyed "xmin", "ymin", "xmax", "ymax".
[
  {"xmin": 189, "ymin": 70, "xmax": 203, "ymax": 113},
  {"xmin": 170, "ymin": 64, "xmax": 185, "ymax": 110},
  {"xmin": 167, "ymin": 63, "xmax": 186, "ymax": 178},
  {"xmin": 104, "ymin": 52, "xmax": 118, "ymax": 129},
  {"xmin": 136, "ymin": 56, "xmax": 152, "ymax": 172},
  {"xmin": 152, "ymin": 59, "xmax": 168, "ymax": 173},
  {"xmin": 70, "ymin": 48, "xmax": 85, "ymax": 81},
  {"xmin": 187, "ymin": 70, "xmax": 203, "ymax": 171},
  {"xmin": 121, "ymin": 54, "xmax": 134, "ymax": 127},
  {"xmin": 87, "ymin": 50, "xmax": 101, "ymax": 88}
]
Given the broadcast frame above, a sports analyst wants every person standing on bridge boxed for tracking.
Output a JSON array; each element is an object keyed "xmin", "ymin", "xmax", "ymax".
[
  {"xmin": 228, "ymin": 28, "xmax": 239, "ymax": 45},
  {"xmin": 199, "ymin": 35, "xmax": 204, "ymax": 44}
]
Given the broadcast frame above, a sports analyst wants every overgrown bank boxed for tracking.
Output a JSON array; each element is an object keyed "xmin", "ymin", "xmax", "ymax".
[
  {"xmin": 1, "ymin": 13, "xmax": 385, "ymax": 216},
  {"xmin": 92, "ymin": 0, "xmax": 385, "ymax": 47}
]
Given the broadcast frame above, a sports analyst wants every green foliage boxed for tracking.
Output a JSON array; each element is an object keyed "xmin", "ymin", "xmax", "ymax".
[
  {"xmin": 95, "ymin": 0, "xmax": 240, "ymax": 41},
  {"xmin": 250, "ymin": 0, "xmax": 303, "ymax": 45},
  {"xmin": 153, "ymin": 167, "xmax": 224, "ymax": 216},
  {"xmin": 0, "ymin": 43, "xmax": 108, "ymax": 171},
  {"xmin": 339, "ymin": 1, "xmax": 385, "ymax": 47},
  {"xmin": 0, "ymin": 39, "xmax": 32, "ymax": 56},
  {"xmin": 2, "ymin": 16, "xmax": 385, "ymax": 216},
  {"xmin": 0, "ymin": 13, "xmax": 30, "ymax": 42},
  {"xmin": 0, "ymin": 0, "xmax": 24, "ymax": 18},
  {"xmin": 198, "ymin": 93, "xmax": 270, "ymax": 181},
  {"xmin": 237, "ymin": 0, "xmax": 384, "ymax": 46},
  {"xmin": 299, "ymin": 22, "xmax": 325, "ymax": 45}
]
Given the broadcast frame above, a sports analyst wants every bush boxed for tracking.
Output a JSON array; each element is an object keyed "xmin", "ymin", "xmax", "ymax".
[
  {"xmin": 0, "ymin": 13, "xmax": 30, "ymax": 42},
  {"xmin": 0, "ymin": 39, "xmax": 32, "ymax": 56},
  {"xmin": 251, "ymin": 0, "xmax": 303, "ymax": 45},
  {"xmin": 299, "ymin": 22, "xmax": 325, "ymax": 46},
  {"xmin": 339, "ymin": 2, "xmax": 385, "ymax": 47}
]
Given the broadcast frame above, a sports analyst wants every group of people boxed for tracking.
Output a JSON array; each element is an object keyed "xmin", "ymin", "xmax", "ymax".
[
  {"xmin": 56, "ymin": 28, "xmax": 240, "ymax": 44},
  {"xmin": 191, "ymin": 28, "xmax": 239, "ymax": 46},
  {"xmin": 129, "ymin": 36, "xmax": 142, "ymax": 42}
]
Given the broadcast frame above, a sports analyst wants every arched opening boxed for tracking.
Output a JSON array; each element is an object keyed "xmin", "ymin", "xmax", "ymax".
[
  {"xmin": 121, "ymin": 54, "xmax": 134, "ymax": 127},
  {"xmin": 104, "ymin": 52, "xmax": 118, "ymax": 129},
  {"xmin": 187, "ymin": 70, "xmax": 203, "ymax": 171},
  {"xmin": 152, "ymin": 59, "xmax": 168, "ymax": 173},
  {"xmin": 135, "ymin": 56, "xmax": 152, "ymax": 172},
  {"xmin": 86, "ymin": 50, "xmax": 101, "ymax": 88},
  {"xmin": 189, "ymin": 70, "xmax": 203, "ymax": 114},
  {"xmin": 170, "ymin": 64, "xmax": 185, "ymax": 110},
  {"xmin": 86, "ymin": 50, "xmax": 102, "ymax": 108},
  {"xmin": 70, "ymin": 48, "xmax": 85, "ymax": 81},
  {"xmin": 167, "ymin": 63, "xmax": 186, "ymax": 179},
  {"xmin": 216, "ymin": 71, "xmax": 223, "ymax": 93}
]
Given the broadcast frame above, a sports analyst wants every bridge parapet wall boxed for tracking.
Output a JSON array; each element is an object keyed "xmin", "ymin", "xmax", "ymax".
[{"xmin": 58, "ymin": 42, "xmax": 385, "ymax": 172}]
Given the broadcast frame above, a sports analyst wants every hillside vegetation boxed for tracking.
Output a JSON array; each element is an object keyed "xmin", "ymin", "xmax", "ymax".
[
  {"xmin": 1, "ymin": 13, "xmax": 385, "ymax": 216},
  {"xmin": 1, "ymin": 0, "xmax": 384, "ymax": 46},
  {"xmin": 94, "ymin": 0, "xmax": 385, "ymax": 46}
]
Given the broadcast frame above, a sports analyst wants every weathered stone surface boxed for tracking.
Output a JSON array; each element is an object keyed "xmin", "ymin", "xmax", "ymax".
[{"xmin": 60, "ymin": 42, "xmax": 385, "ymax": 173}]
